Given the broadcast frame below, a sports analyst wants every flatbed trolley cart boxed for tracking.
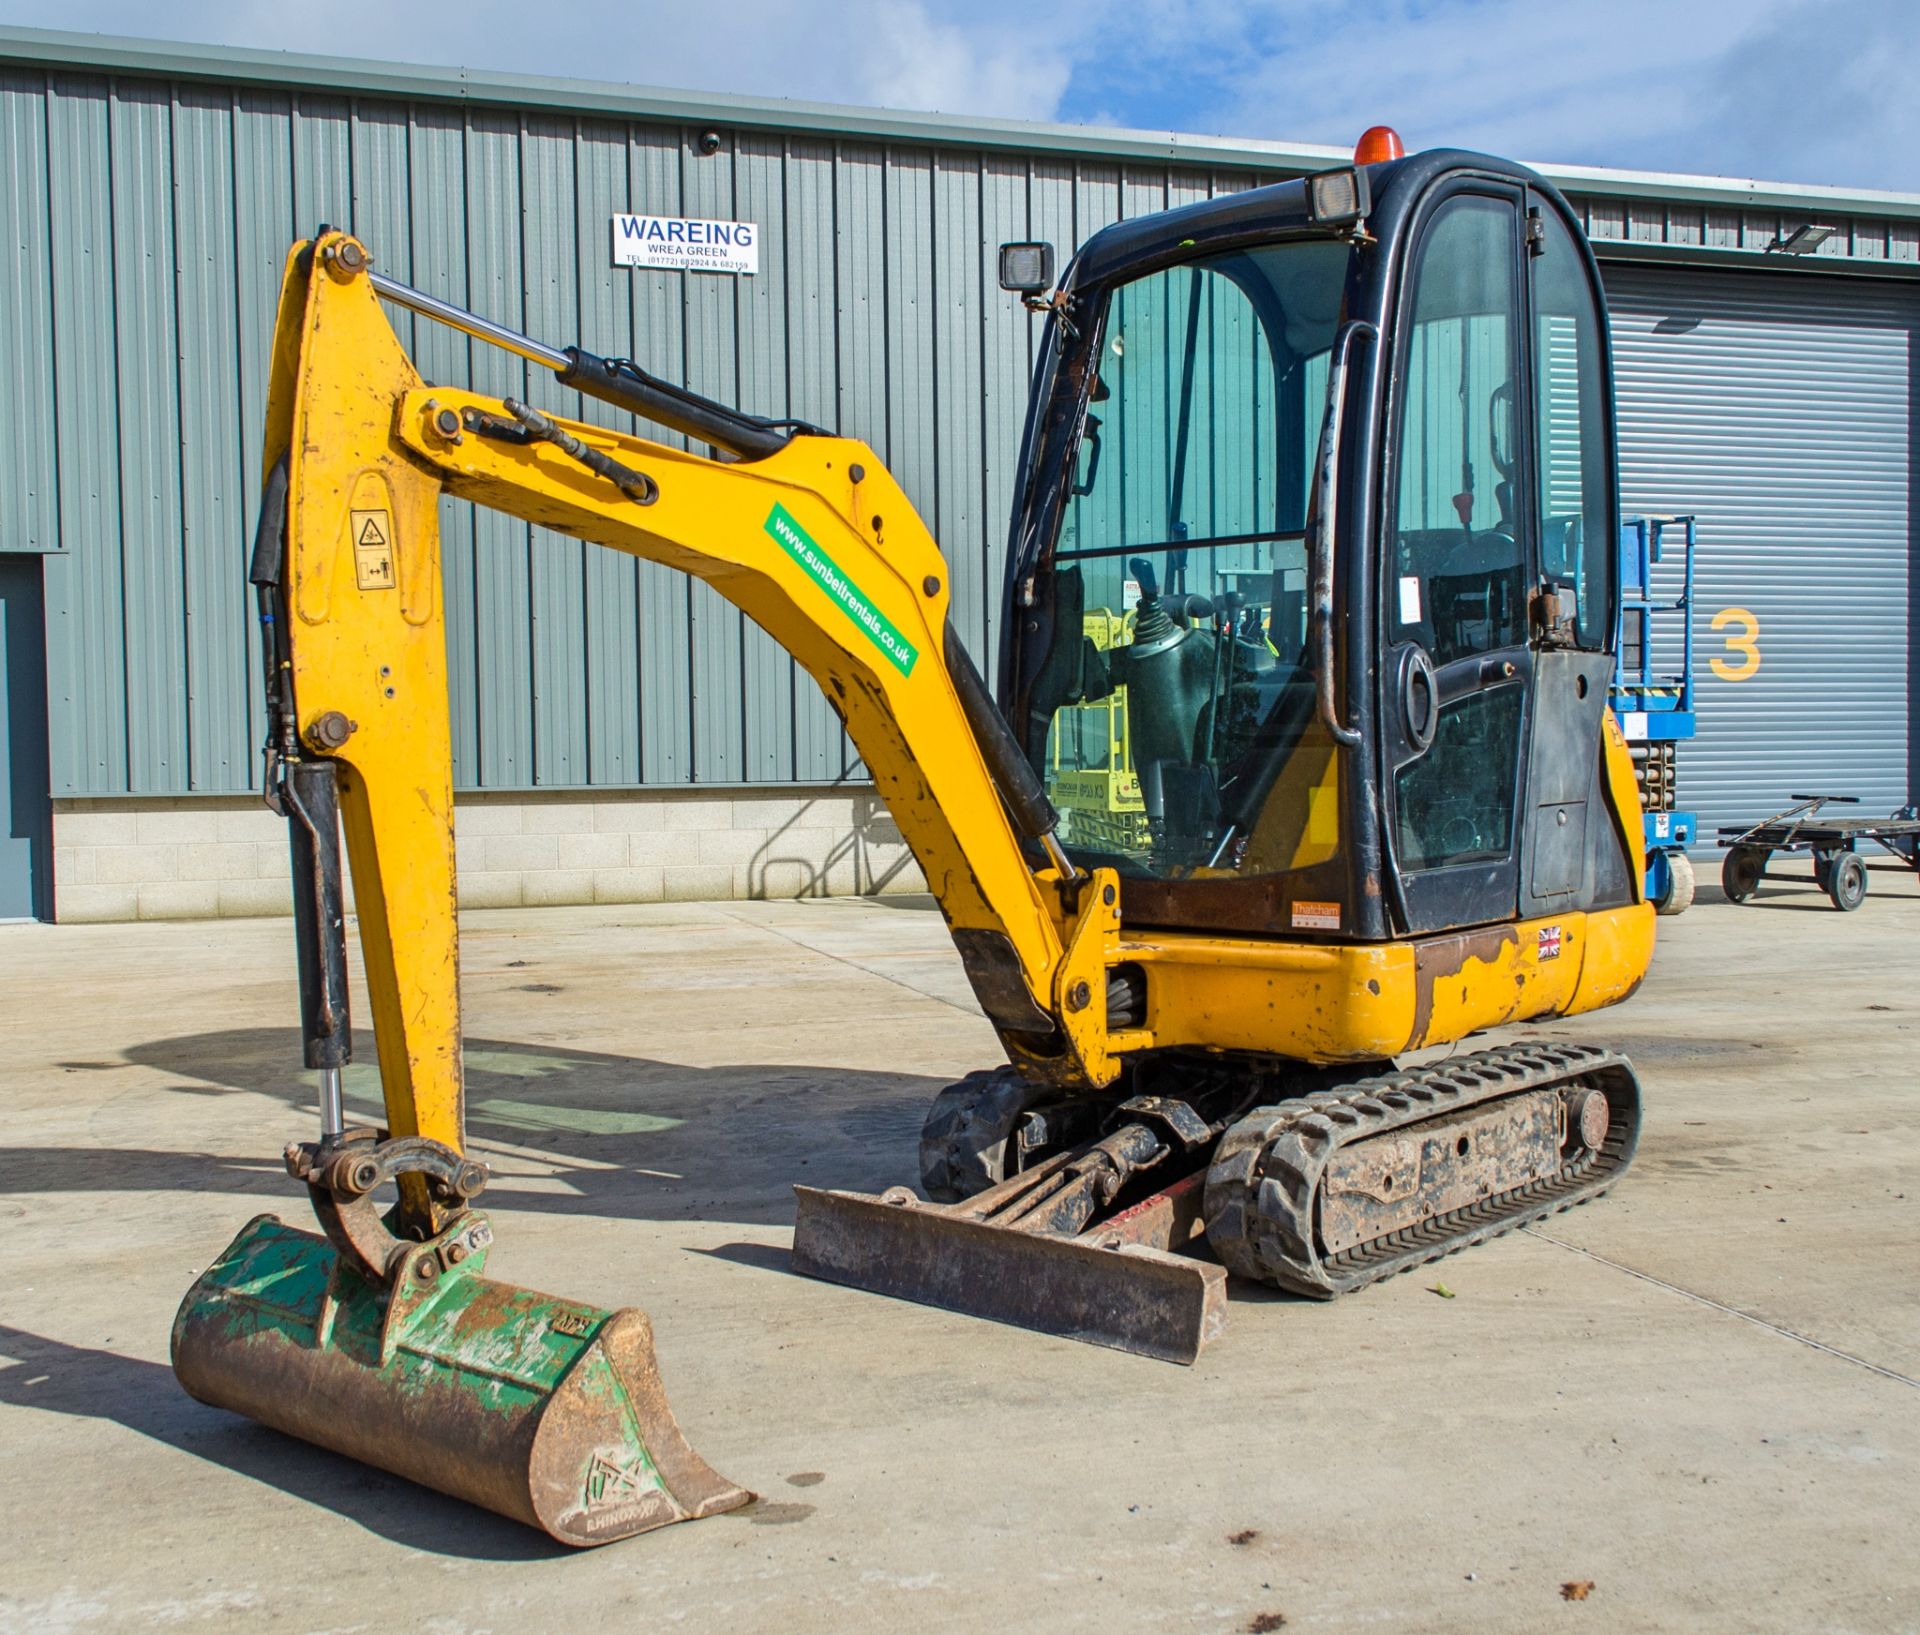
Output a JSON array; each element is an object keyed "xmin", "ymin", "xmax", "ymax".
[
  {"xmin": 1718, "ymin": 795, "xmax": 1920, "ymax": 911},
  {"xmin": 1612, "ymin": 515, "xmax": 1698, "ymax": 914}
]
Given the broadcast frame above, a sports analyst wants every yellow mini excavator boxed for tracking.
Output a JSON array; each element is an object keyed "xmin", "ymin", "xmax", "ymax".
[{"xmin": 172, "ymin": 132, "xmax": 1654, "ymax": 1545}]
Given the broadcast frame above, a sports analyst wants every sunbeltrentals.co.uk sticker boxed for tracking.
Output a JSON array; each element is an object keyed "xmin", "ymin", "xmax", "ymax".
[
  {"xmin": 764, "ymin": 502, "xmax": 919, "ymax": 676},
  {"xmin": 1291, "ymin": 900, "xmax": 1340, "ymax": 931}
]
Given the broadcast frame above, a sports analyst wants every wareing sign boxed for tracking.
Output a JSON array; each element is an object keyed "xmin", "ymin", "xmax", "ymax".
[{"xmin": 611, "ymin": 213, "xmax": 759, "ymax": 274}]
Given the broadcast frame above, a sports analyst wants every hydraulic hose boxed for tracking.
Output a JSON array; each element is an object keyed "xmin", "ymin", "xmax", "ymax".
[{"xmin": 944, "ymin": 626, "xmax": 1076, "ymax": 878}]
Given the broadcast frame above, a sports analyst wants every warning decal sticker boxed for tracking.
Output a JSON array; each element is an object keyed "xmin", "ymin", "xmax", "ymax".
[{"xmin": 351, "ymin": 507, "xmax": 396, "ymax": 590}]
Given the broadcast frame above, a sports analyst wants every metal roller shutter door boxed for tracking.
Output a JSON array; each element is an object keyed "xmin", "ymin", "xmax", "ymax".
[{"xmin": 1602, "ymin": 264, "xmax": 1914, "ymax": 840}]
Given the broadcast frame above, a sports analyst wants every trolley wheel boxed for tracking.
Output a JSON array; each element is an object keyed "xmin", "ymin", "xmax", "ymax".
[
  {"xmin": 1827, "ymin": 851, "xmax": 1868, "ymax": 912},
  {"xmin": 1652, "ymin": 850, "xmax": 1695, "ymax": 916},
  {"xmin": 1721, "ymin": 845, "xmax": 1767, "ymax": 904}
]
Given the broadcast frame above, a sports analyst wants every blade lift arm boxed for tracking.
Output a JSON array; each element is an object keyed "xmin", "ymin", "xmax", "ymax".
[{"xmin": 262, "ymin": 234, "xmax": 1129, "ymax": 1236}]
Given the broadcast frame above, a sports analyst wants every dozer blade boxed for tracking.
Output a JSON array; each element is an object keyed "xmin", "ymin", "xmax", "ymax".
[
  {"xmin": 791, "ymin": 1181, "xmax": 1227, "ymax": 1365},
  {"xmin": 172, "ymin": 1212, "xmax": 751, "ymax": 1546}
]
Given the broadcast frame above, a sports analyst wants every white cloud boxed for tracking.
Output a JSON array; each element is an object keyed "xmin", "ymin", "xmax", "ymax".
[
  {"xmin": 1214, "ymin": 0, "xmax": 1768, "ymax": 164},
  {"xmin": 4, "ymin": 0, "xmax": 1073, "ymax": 117},
  {"xmin": 858, "ymin": 1, "xmax": 1074, "ymax": 118},
  {"xmin": 4, "ymin": 0, "xmax": 1915, "ymax": 187},
  {"xmin": 1088, "ymin": 0, "xmax": 1920, "ymax": 190},
  {"xmin": 1691, "ymin": 1, "xmax": 1920, "ymax": 189}
]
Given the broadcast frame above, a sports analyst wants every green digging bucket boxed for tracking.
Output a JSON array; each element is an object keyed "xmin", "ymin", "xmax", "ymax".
[{"xmin": 172, "ymin": 1212, "xmax": 752, "ymax": 1545}]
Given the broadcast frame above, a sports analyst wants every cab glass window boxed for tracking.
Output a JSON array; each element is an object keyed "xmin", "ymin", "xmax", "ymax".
[
  {"xmin": 1391, "ymin": 194, "xmax": 1527, "ymax": 870},
  {"xmin": 1027, "ymin": 239, "xmax": 1351, "ymax": 880},
  {"xmin": 1532, "ymin": 205, "xmax": 1613, "ymax": 648},
  {"xmin": 1391, "ymin": 194, "xmax": 1524, "ymax": 668}
]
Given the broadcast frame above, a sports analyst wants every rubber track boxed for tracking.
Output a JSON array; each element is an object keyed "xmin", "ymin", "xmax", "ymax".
[
  {"xmin": 1203, "ymin": 1042, "xmax": 1642, "ymax": 1298},
  {"xmin": 919, "ymin": 1066, "xmax": 1043, "ymax": 1203}
]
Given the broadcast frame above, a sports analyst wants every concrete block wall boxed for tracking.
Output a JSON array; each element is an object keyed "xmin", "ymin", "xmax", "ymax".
[{"xmin": 50, "ymin": 788, "xmax": 927, "ymax": 922}]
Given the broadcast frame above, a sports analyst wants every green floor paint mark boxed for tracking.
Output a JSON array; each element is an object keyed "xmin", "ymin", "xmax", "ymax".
[
  {"xmin": 471, "ymin": 1099, "xmax": 681, "ymax": 1138},
  {"xmin": 330, "ymin": 1064, "xmax": 684, "ymax": 1136}
]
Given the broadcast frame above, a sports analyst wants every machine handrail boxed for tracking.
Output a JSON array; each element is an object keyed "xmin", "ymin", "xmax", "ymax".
[{"xmin": 1309, "ymin": 317, "xmax": 1376, "ymax": 749}]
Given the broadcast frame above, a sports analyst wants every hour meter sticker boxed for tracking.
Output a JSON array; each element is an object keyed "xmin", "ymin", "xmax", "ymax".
[{"xmin": 764, "ymin": 503, "xmax": 919, "ymax": 677}]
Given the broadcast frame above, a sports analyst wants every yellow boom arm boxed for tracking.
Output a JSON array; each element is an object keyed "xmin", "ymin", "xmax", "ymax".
[{"xmin": 266, "ymin": 234, "xmax": 1112, "ymax": 1173}]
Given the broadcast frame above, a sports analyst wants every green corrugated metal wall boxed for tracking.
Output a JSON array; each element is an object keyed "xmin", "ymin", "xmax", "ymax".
[{"xmin": 0, "ymin": 64, "xmax": 1268, "ymax": 797}]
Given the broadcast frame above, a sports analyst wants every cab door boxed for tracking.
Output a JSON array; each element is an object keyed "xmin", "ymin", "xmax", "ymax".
[{"xmin": 1380, "ymin": 184, "xmax": 1535, "ymax": 933}]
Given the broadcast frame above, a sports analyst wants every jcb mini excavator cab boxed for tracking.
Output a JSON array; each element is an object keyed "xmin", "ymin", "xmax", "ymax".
[{"xmin": 172, "ymin": 133, "xmax": 1651, "ymax": 1544}]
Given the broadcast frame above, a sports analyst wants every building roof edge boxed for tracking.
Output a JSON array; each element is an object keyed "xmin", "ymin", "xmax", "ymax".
[{"xmin": 5, "ymin": 25, "xmax": 1918, "ymax": 219}]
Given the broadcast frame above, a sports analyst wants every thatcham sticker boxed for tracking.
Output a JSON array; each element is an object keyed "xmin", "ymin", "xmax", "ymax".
[
  {"xmin": 611, "ymin": 213, "xmax": 758, "ymax": 275},
  {"xmin": 764, "ymin": 503, "xmax": 918, "ymax": 677}
]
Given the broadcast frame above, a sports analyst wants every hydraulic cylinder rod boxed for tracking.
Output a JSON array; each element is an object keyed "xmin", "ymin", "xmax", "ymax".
[
  {"xmin": 368, "ymin": 267, "xmax": 570, "ymax": 371},
  {"xmin": 368, "ymin": 267, "xmax": 796, "ymax": 460}
]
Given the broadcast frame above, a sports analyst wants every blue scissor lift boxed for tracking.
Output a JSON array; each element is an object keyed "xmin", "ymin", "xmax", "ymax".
[{"xmin": 1611, "ymin": 515, "xmax": 1698, "ymax": 914}]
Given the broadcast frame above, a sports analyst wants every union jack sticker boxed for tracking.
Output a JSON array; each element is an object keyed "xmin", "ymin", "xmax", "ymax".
[{"xmin": 1537, "ymin": 924, "xmax": 1563, "ymax": 961}]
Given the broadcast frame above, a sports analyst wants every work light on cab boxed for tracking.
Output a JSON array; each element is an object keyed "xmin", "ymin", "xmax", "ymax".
[{"xmin": 1307, "ymin": 166, "xmax": 1370, "ymax": 229}]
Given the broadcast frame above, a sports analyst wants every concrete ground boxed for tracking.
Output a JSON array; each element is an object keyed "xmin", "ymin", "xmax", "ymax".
[{"xmin": 2, "ymin": 869, "xmax": 1917, "ymax": 1635}]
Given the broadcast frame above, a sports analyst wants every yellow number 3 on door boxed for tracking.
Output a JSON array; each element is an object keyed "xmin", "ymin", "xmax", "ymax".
[{"xmin": 1710, "ymin": 607, "xmax": 1762, "ymax": 680}]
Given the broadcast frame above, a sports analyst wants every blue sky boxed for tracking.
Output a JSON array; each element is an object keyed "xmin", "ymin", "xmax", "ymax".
[{"xmin": 4, "ymin": 0, "xmax": 1916, "ymax": 191}]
